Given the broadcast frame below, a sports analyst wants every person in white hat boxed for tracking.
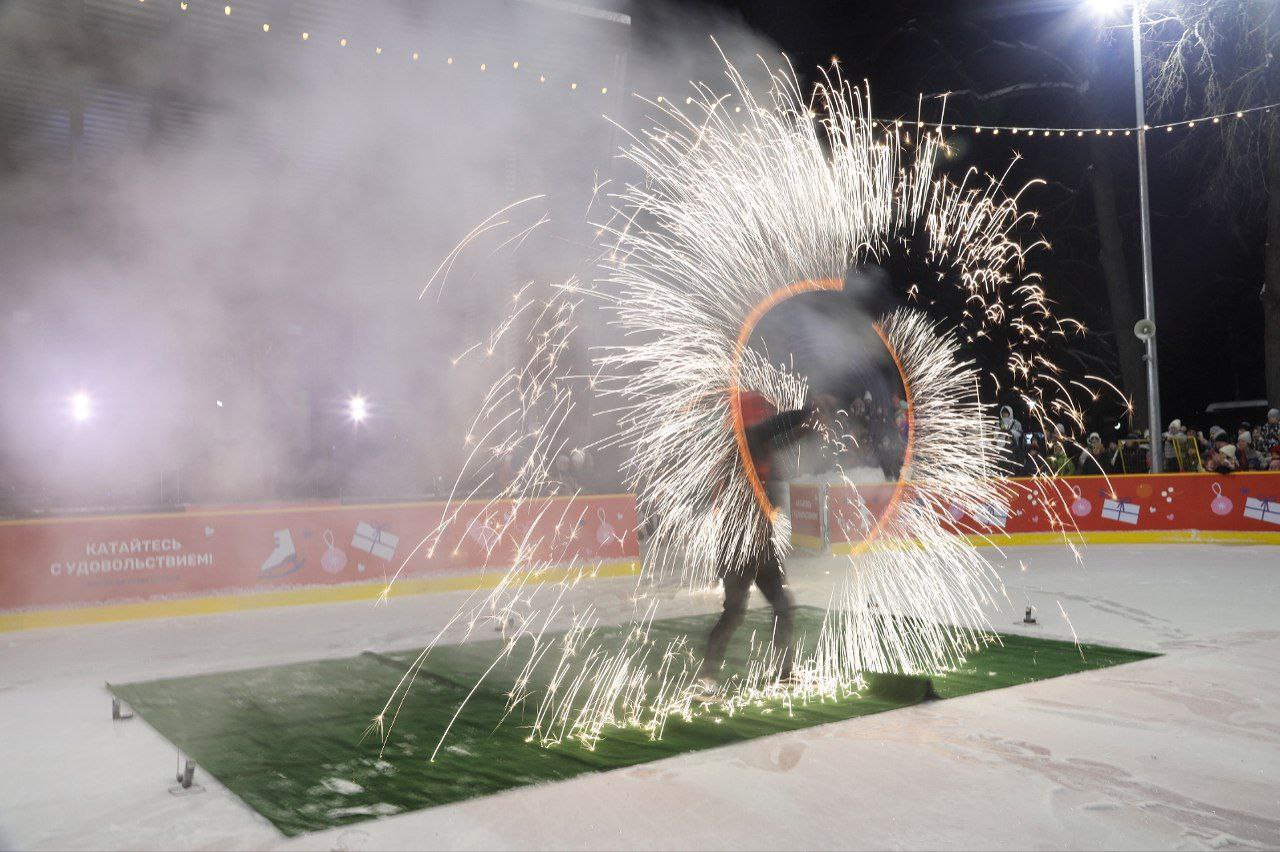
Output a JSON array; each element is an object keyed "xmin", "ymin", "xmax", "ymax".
[
  {"xmin": 1077, "ymin": 431, "xmax": 1108, "ymax": 475},
  {"xmin": 1215, "ymin": 443, "xmax": 1239, "ymax": 473},
  {"xmin": 996, "ymin": 405, "xmax": 1024, "ymax": 473},
  {"xmin": 1171, "ymin": 419, "xmax": 1206, "ymax": 471}
]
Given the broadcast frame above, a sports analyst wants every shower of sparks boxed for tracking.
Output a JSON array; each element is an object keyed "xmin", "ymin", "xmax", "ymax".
[{"xmin": 374, "ymin": 55, "xmax": 1116, "ymax": 754}]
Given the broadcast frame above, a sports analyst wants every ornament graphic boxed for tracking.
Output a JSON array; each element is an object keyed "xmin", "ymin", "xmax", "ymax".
[
  {"xmin": 1069, "ymin": 485, "xmax": 1092, "ymax": 517},
  {"xmin": 1209, "ymin": 482, "xmax": 1233, "ymax": 516},
  {"xmin": 320, "ymin": 529, "xmax": 348, "ymax": 574},
  {"xmin": 595, "ymin": 508, "xmax": 617, "ymax": 547}
]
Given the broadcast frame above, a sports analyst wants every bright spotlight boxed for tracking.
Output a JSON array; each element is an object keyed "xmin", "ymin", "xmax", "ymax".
[
  {"xmin": 70, "ymin": 392, "xmax": 91, "ymax": 422},
  {"xmin": 348, "ymin": 395, "xmax": 368, "ymax": 423},
  {"xmin": 1087, "ymin": 0, "xmax": 1125, "ymax": 15}
]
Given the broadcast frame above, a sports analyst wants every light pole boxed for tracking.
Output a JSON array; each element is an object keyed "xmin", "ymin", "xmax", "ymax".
[
  {"xmin": 1129, "ymin": 1, "xmax": 1163, "ymax": 471},
  {"xmin": 1095, "ymin": 0, "xmax": 1163, "ymax": 469}
]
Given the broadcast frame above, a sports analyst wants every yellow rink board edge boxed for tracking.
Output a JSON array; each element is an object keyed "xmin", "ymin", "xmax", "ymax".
[
  {"xmin": 0, "ymin": 559, "xmax": 643, "ymax": 633},
  {"xmin": 824, "ymin": 528, "xmax": 1280, "ymax": 554}
]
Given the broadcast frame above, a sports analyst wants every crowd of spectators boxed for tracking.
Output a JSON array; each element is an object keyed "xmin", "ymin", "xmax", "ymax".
[
  {"xmin": 996, "ymin": 407, "xmax": 1280, "ymax": 476},
  {"xmin": 819, "ymin": 391, "xmax": 910, "ymax": 480}
]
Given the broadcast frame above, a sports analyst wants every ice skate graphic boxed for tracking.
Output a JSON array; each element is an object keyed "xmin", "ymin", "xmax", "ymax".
[{"xmin": 260, "ymin": 529, "xmax": 304, "ymax": 578}]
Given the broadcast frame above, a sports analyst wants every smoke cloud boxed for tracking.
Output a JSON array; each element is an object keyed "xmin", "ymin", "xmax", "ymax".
[{"xmin": 0, "ymin": 0, "xmax": 778, "ymax": 512}]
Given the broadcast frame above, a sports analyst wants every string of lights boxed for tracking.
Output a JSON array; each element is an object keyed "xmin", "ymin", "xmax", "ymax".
[
  {"xmin": 882, "ymin": 102, "xmax": 1277, "ymax": 138},
  {"xmin": 131, "ymin": 0, "xmax": 1280, "ymax": 139}
]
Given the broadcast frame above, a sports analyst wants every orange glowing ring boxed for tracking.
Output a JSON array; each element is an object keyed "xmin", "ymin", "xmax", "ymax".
[{"xmin": 729, "ymin": 278, "xmax": 915, "ymax": 553}]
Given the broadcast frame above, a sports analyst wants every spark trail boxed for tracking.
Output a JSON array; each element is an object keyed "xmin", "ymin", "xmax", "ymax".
[{"xmin": 375, "ymin": 56, "xmax": 1115, "ymax": 753}]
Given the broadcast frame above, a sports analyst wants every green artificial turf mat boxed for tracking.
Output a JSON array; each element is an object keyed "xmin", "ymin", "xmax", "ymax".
[{"xmin": 108, "ymin": 606, "xmax": 1156, "ymax": 836}]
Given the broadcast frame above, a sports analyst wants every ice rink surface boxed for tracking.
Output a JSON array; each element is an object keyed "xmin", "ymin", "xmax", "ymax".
[{"xmin": 1, "ymin": 543, "xmax": 1277, "ymax": 851}]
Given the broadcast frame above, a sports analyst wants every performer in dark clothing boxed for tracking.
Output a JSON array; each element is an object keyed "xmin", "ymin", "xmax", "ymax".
[{"xmin": 698, "ymin": 392, "xmax": 817, "ymax": 688}]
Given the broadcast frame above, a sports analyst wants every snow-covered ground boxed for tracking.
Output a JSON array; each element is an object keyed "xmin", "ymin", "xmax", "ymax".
[{"xmin": 1, "ymin": 543, "xmax": 1277, "ymax": 851}]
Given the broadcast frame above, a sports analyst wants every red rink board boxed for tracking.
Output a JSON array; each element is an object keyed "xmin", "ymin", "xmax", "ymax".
[
  {"xmin": 825, "ymin": 472, "xmax": 1280, "ymax": 546},
  {"xmin": 0, "ymin": 494, "xmax": 638, "ymax": 611}
]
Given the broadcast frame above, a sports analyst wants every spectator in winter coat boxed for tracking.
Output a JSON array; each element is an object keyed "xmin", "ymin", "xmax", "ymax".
[
  {"xmin": 1269, "ymin": 445, "xmax": 1280, "ymax": 471},
  {"xmin": 1048, "ymin": 439, "xmax": 1075, "ymax": 476},
  {"xmin": 1237, "ymin": 437, "xmax": 1262, "ymax": 471},
  {"xmin": 1162, "ymin": 420, "xmax": 1202, "ymax": 471},
  {"xmin": 1211, "ymin": 443, "xmax": 1239, "ymax": 473},
  {"xmin": 1077, "ymin": 432, "xmax": 1108, "ymax": 475},
  {"xmin": 1162, "ymin": 419, "xmax": 1183, "ymax": 468},
  {"xmin": 997, "ymin": 405, "xmax": 1024, "ymax": 473},
  {"xmin": 1170, "ymin": 428, "xmax": 1202, "ymax": 472},
  {"xmin": 1260, "ymin": 409, "xmax": 1280, "ymax": 456}
]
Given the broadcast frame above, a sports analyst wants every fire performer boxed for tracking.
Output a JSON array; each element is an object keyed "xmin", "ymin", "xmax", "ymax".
[{"xmin": 697, "ymin": 390, "xmax": 820, "ymax": 691}]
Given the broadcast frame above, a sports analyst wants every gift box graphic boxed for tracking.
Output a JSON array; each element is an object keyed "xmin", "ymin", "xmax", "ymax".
[
  {"xmin": 351, "ymin": 522, "xmax": 399, "ymax": 561},
  {"xmin": 971, "ymin": 503, "xmax": 1009, "ymax": 529},
  {"xmin": 1243, "ymin": 496, "xmax": 1280, "ymax": 526},
  {"xmin": 1101, "ymin": 497, "xmax": 1140, "ymax": 525}
]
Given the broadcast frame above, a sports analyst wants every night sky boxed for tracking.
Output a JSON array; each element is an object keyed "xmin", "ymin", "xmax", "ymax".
[{"xmin": 676, "ymin": 0, "xmax": 1270, "ymax": 429}]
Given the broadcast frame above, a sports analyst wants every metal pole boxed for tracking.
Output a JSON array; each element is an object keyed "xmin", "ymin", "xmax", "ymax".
[{"xmin": 1132, "ymin": 1, "xmax": 1163, "ymax": 471}]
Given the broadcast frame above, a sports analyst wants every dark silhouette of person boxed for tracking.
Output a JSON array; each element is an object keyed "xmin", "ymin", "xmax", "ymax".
[{"xmin": 698, "ymin": 390, "xmax": 816, "ymax": 688}]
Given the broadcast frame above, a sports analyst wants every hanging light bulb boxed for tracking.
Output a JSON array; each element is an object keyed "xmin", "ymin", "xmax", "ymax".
[
  {"xmin": 70, "ymin": 392, "xmax": 91, "ymax": 423},
  {"xmin": 348, "ymin": 395, "xmax": 369, "ymax": 424},
  {"xmin": 301, "ymin": 31, "xmax": 309, "ymax": 40},
  {"xmin": 261, "ymin": 23, "xmax": 269, "ymax": 32}
]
